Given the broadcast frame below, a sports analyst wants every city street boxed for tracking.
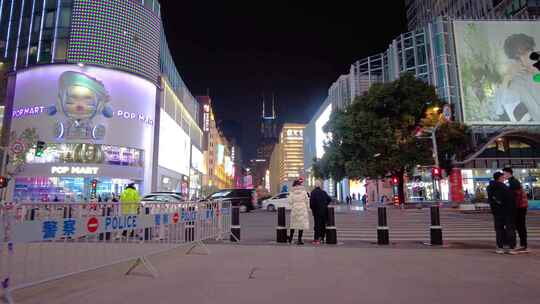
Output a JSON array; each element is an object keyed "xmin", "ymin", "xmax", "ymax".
[
  {"xmin": 12, "ymin": 239, "xmax": 540, "ymax": 304},
  {"xmin": 239, "ymin": 205, "xmax": 540, "ymax": 247},
  {"xmin": 9, "ymin": 205, "xmax": 540, "ymax": 304},
  {"xmin": 2, "ymin": 0, "xmax": 540, "ymax": 303}
]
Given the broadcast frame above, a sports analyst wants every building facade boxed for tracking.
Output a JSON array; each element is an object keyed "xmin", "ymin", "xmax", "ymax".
[
  {"xmin": 197, "ymin": 95, "xmax": 234, "ymax": 192},
  {"xmin": 305, "ymin": 14, "xmax": 540, "ymax": 202},
  {"xmin": 406, "ymin": 0, "xmax": 540, "ymax": 31},
  {"xmin": 0, "ymin": 0, "xmax": 203, "ymax": 201}
]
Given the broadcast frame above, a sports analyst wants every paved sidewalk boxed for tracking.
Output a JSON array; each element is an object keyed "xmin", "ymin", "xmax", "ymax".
[{"xmin": 10, "ymin": 244, "xmax": 540, "ymax": 304}]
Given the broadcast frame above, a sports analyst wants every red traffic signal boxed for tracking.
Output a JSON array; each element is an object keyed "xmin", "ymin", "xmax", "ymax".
[
  {"xmin": 91, "ymin": 179, "xmax": 98, "ymax": 189},
  {"xmin": 431, "ymin": 167, "xmax": 442, "ymax": 179},
  {"xmin": 391, "ymin": 176, "xmax": 399, "ymax": 185},
  {"xmin": 0, "ymin": 176, "xmax": 8, "ymax": 188}
]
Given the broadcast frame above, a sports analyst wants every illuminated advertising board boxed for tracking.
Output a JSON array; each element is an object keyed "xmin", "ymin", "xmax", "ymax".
[
  {"xmin": 454, "ymin": 21, "xmax": 540, "ymax": 125},
  {"xmin": 225, "ymin": 156, "xmax": 233, "ymax": 176},
  {"xmin": 216, "ymin": 144, "xmax": 225, "ymax": 165},
  {"xmin": 158, "ymin": 110, "xmax": 190, "ymax": 175},
  {"xmin": 191, "ymin": 145, "xmax": 204, "ymax": 173},
  {"xmin": 315, "ymin": 103, "xmax": 332, "ymax": 158},
  {"xmin": 11, "ymin": 65, "xmax": 156, "ymax": 149}
]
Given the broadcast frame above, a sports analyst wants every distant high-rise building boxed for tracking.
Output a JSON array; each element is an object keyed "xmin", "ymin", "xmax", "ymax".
[{"xmin": 405, "ymin": 0, "xmax": 539, "ymax": 31}]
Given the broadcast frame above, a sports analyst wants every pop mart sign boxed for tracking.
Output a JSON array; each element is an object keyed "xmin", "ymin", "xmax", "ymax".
[{"xmin": 51, "ymin": 166, "xmax": 99, "ymax": 175}]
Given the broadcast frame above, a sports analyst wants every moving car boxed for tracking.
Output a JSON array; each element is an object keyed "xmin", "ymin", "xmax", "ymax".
[
  {"xmin": 262, "ymin": 192, "xmax": 290, "ymax": 212},
  {"xmin": 206, "ymin": 189, "xmax": 256, "ymax": 212}
]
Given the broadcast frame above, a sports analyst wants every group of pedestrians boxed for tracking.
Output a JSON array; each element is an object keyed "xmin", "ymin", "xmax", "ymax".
[
  {"xmin": 287, "ymin": 179, "xmax": 332, "ymax": 245},
  {"xmin": 487, "ymin": 167, "xmax": 529, "ymax": 254}
]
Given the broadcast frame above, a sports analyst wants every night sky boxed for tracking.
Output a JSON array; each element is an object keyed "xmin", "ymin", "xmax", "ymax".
[{"xmin": 159, "ymin": 1, "xmax": 407, "ymax": 161}]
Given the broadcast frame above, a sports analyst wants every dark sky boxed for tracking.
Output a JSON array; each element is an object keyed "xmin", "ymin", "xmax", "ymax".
[{"xmin": 159, "ymin": 1, "xmax": 407, "ymax": 161}]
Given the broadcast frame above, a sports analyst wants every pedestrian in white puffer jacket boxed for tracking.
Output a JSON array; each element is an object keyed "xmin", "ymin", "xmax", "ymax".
[{"xmin": 288, "ymin": 179, "xmax": 310, "ymax": 245}]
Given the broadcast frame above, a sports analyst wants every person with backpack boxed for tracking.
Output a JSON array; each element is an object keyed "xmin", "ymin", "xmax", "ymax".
[
  {"xmin": 487, "ymin": 172, "xmax": 518, "ymax": 254},
  {"xmin": 503, "ymin": 167, "xmax": 529, "ymax": 253}
]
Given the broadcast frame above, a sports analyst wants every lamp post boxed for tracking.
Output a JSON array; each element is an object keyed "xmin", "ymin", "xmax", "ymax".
[{"xmin": 416, "ymin": 105, "xmax": 449, "ymax": 201}]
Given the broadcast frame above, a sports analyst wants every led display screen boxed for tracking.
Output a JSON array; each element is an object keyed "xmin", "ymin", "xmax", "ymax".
[
  {"xmin": 68, "ymin": 0, "xmax": 161, "ymax": 83},
  {"xmin": 315, "ymin": 103, "xmax": 332, "ymax": 158},
  {"xmin": 454, "ymin": 21, "xmax": 540, "ymax": 125},
  {"xmin": 158, "ymin": 110, "xmax": 190, "ymax": 175},
  {"xmin": 11, "ymin": 65, "xmax": 156, "ymax": 150}
]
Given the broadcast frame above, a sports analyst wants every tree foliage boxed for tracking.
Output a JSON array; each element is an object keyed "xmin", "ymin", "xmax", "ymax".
[{"xmin": 314, "ymin": 73, "xmax": 470, "ymax": 202}]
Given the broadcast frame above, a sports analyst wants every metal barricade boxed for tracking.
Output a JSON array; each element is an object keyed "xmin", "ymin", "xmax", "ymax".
[{"xmin": 0, "ymin": 200, "xmax": 231, "ymax": 301}]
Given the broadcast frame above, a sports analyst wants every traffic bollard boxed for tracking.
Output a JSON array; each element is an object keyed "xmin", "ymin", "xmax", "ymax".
[
  {"xmin": 276, "ymin": 207, "xmax": 287, "ymax": 243},
  {"xmin": 326, "ymin": 206, "xmax": 337, "ymax": 244},
  {"xmin": 230, "ymin": 206, "xmax": 241, "ymax": 242},
  {"xmin": 144, "ymin": 206, "xmax": 152, "ymax": 241},
  {"xmin": 99, "ymin": 205, "xmax": 112, "ymax": 241},
  {"xmin": 430, "ymin": 205, "xmax": 443, "ymax": 245},
  {"xmin": 30, "ymin": 208, "xmax": 36, "ymax": 221},
  {"xmin": 63, "ymin": 206, "xmax": 72, "ymax": 218},
  {"xmin": 185, "ymin": 206, "xmax": 196, "ymax": 242},
  {"xmin": 377, "ymin": 207, "xmax": 389, "ymax": 245}
]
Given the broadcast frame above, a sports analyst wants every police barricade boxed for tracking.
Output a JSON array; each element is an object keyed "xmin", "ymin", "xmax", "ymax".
[{"xmin": 0, "ymin": 200, "xmax": 231, "ymax": 301}]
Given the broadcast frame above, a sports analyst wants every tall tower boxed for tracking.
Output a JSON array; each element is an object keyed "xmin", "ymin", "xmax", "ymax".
[{"xmin": 261, "ymin": 93, "xmax": 278, "ymax": 140}]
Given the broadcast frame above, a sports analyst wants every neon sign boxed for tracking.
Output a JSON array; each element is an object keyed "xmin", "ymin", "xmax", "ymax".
[
  {"xmin": 12, "ymin": 106, "xmax": 46, "ymax": 118},
  {"xmin": 115, "ymin": 110, "xmax": 154, "ymax": 126},
  {"xmin": 51, "ymin": 166, "xmax": 99, "ymax": 175}
]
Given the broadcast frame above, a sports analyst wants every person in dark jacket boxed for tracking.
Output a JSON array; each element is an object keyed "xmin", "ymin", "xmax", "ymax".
[
  {"xmin": 503, "ymin": 167, "xmax": 529, "ymax": 253},
  {"xmin": 487, "ymin": 172, "xmax": 517, "ymax": 254},
  {"xmin": 310, "ymin": 180, "xmax": 332, "ymax": 245}
]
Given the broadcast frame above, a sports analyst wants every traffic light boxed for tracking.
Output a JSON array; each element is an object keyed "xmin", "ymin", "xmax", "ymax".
[
  {"xmin": 91, "ymin": 179, "xmax": 98, "ymax": 190},
  {"xmin": 531, "ymin": 52, "xmax": 540, "ymax": 83},
  {"xmin": 531, "ymin": 52, "xmax": 540, "ymax": 71},
  {"xmin": 391, "ymin": 176, "xmax": 399, "ymax": 185},
  {"xmin": 0, "ymin": 176, "xmax": 8, "ymax": 188},
  {"xmin": 35, "ymin": 141, "xmax": 46, "ymax": 157},
  {"xmin": 431, "ymin": 167, "xmax": 442, "ymax": 180}
]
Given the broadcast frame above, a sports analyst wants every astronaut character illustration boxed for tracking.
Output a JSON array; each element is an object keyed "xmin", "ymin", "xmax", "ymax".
[{"xmin": 48, "ymin": 71, "xmax": 113, "ymax": 140}]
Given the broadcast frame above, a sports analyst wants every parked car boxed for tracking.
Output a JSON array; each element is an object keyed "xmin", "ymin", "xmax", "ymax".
[
  {"xmin": 206, "ymin": 189, "xmax": 255, "ymax": 212},
  {"xmin": 140, "ymin": 192, "xmax": 185, "ymax": 206},
  {"xmin": 262, "ymin": 192, "xmax": 290, "ymax": 211}
]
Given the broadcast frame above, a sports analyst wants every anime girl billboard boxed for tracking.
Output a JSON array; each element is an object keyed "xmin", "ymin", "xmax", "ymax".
[{"xmin": 454, "ymin": 21, "xmax": 540, "ymax": 125}]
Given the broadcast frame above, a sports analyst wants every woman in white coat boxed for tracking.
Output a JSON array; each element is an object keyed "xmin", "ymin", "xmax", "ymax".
[{"xmin": 288, "ymin": 179, "xmax": 310, "ymax": 245}]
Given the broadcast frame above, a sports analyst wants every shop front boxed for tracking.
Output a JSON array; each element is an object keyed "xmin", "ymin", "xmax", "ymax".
[{"xmin": 6, "ymin": 65, "xmax": 157, "ymax": 201}]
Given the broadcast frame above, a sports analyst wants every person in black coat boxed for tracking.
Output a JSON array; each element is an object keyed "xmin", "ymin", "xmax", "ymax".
[
  {"xmin": 487, "ymin": 172, "xmax": 517, "ymax": 254},
  {"xmin": 503, "ymin": 167, "xmax": 529, "ymax": 252},
  {"xmin": 310, "ymin": 181, "xmax": 332, "ymax": 244}
]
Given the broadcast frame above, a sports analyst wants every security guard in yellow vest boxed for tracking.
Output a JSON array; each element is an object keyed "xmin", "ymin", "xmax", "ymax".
[{"xmin": 120, "ymin": 183, "xmax": 141, "ymax": 215}]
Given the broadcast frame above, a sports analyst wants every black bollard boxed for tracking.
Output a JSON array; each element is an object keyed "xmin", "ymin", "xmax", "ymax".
[
  {"xmin": 30, "ymin": 208, "xmax": 36, "ymax": 221},
  {"xmin": 185, "ymin": 206, "xmax": 196, "ymax": 242},
  {"xmin": 144, "ymin": 206, "xmax": 152, "ymax": 241},
  {"xmin": 430, "ymin": 205, "xmax": 443, "ymax": 245},
  {"xmin": 276, "ymin": 207, "xmax": 287, "ymax": 243},
  {"xmin": 377, "ymin": 207, "xmax": 389, "ymax": 245},
  {"xmin": 99, "ymin": 205, "xmax": 112, "ymax": 241},
  {"xmin": 326, "ymin": 206, "xmax": 337, "ymax": 244},
  {"xmin": 63, "ymin": 205, "xmax": 72, "ymax": 218},
  {"xmin": 230, "ymin": 206, "xmax": 240, "ymax": 242}
]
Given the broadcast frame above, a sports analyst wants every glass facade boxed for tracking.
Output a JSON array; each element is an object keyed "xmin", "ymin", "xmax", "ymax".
[
  {"xmin": 0, "ymin": 0, "xmax": 161, "ymax": 83},
  {"xmin": 0, "ymin": 0, "xmax": 71, "ymax": 69},
  {"xmin": 24, "ymin": 143, "xmax": 144, "ymax": 167},
  {"xmin": 14, "ymin": 176, "xmax": 138, "ymax": 202}
]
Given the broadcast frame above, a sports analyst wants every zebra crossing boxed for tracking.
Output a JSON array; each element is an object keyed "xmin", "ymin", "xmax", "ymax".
[{"xmin": 302, "ymin": 207, "xmax": 540, "ymax": 242}]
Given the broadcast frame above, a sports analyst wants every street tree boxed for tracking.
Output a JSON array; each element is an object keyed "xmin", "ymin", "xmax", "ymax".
[{"xmin": 314, "ymin": 73, "xmax": 470, "ymax": 204}]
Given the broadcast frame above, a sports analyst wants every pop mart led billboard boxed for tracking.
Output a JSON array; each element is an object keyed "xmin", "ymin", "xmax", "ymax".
[{"xmin": 454, "ymin": 20, "xmax": 540, "ymax": 125}]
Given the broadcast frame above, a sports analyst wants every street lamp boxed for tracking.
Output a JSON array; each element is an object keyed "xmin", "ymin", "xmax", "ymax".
[{"xmin": 416, "ymin": 105, "xmax": 449, "ymax": 201}]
